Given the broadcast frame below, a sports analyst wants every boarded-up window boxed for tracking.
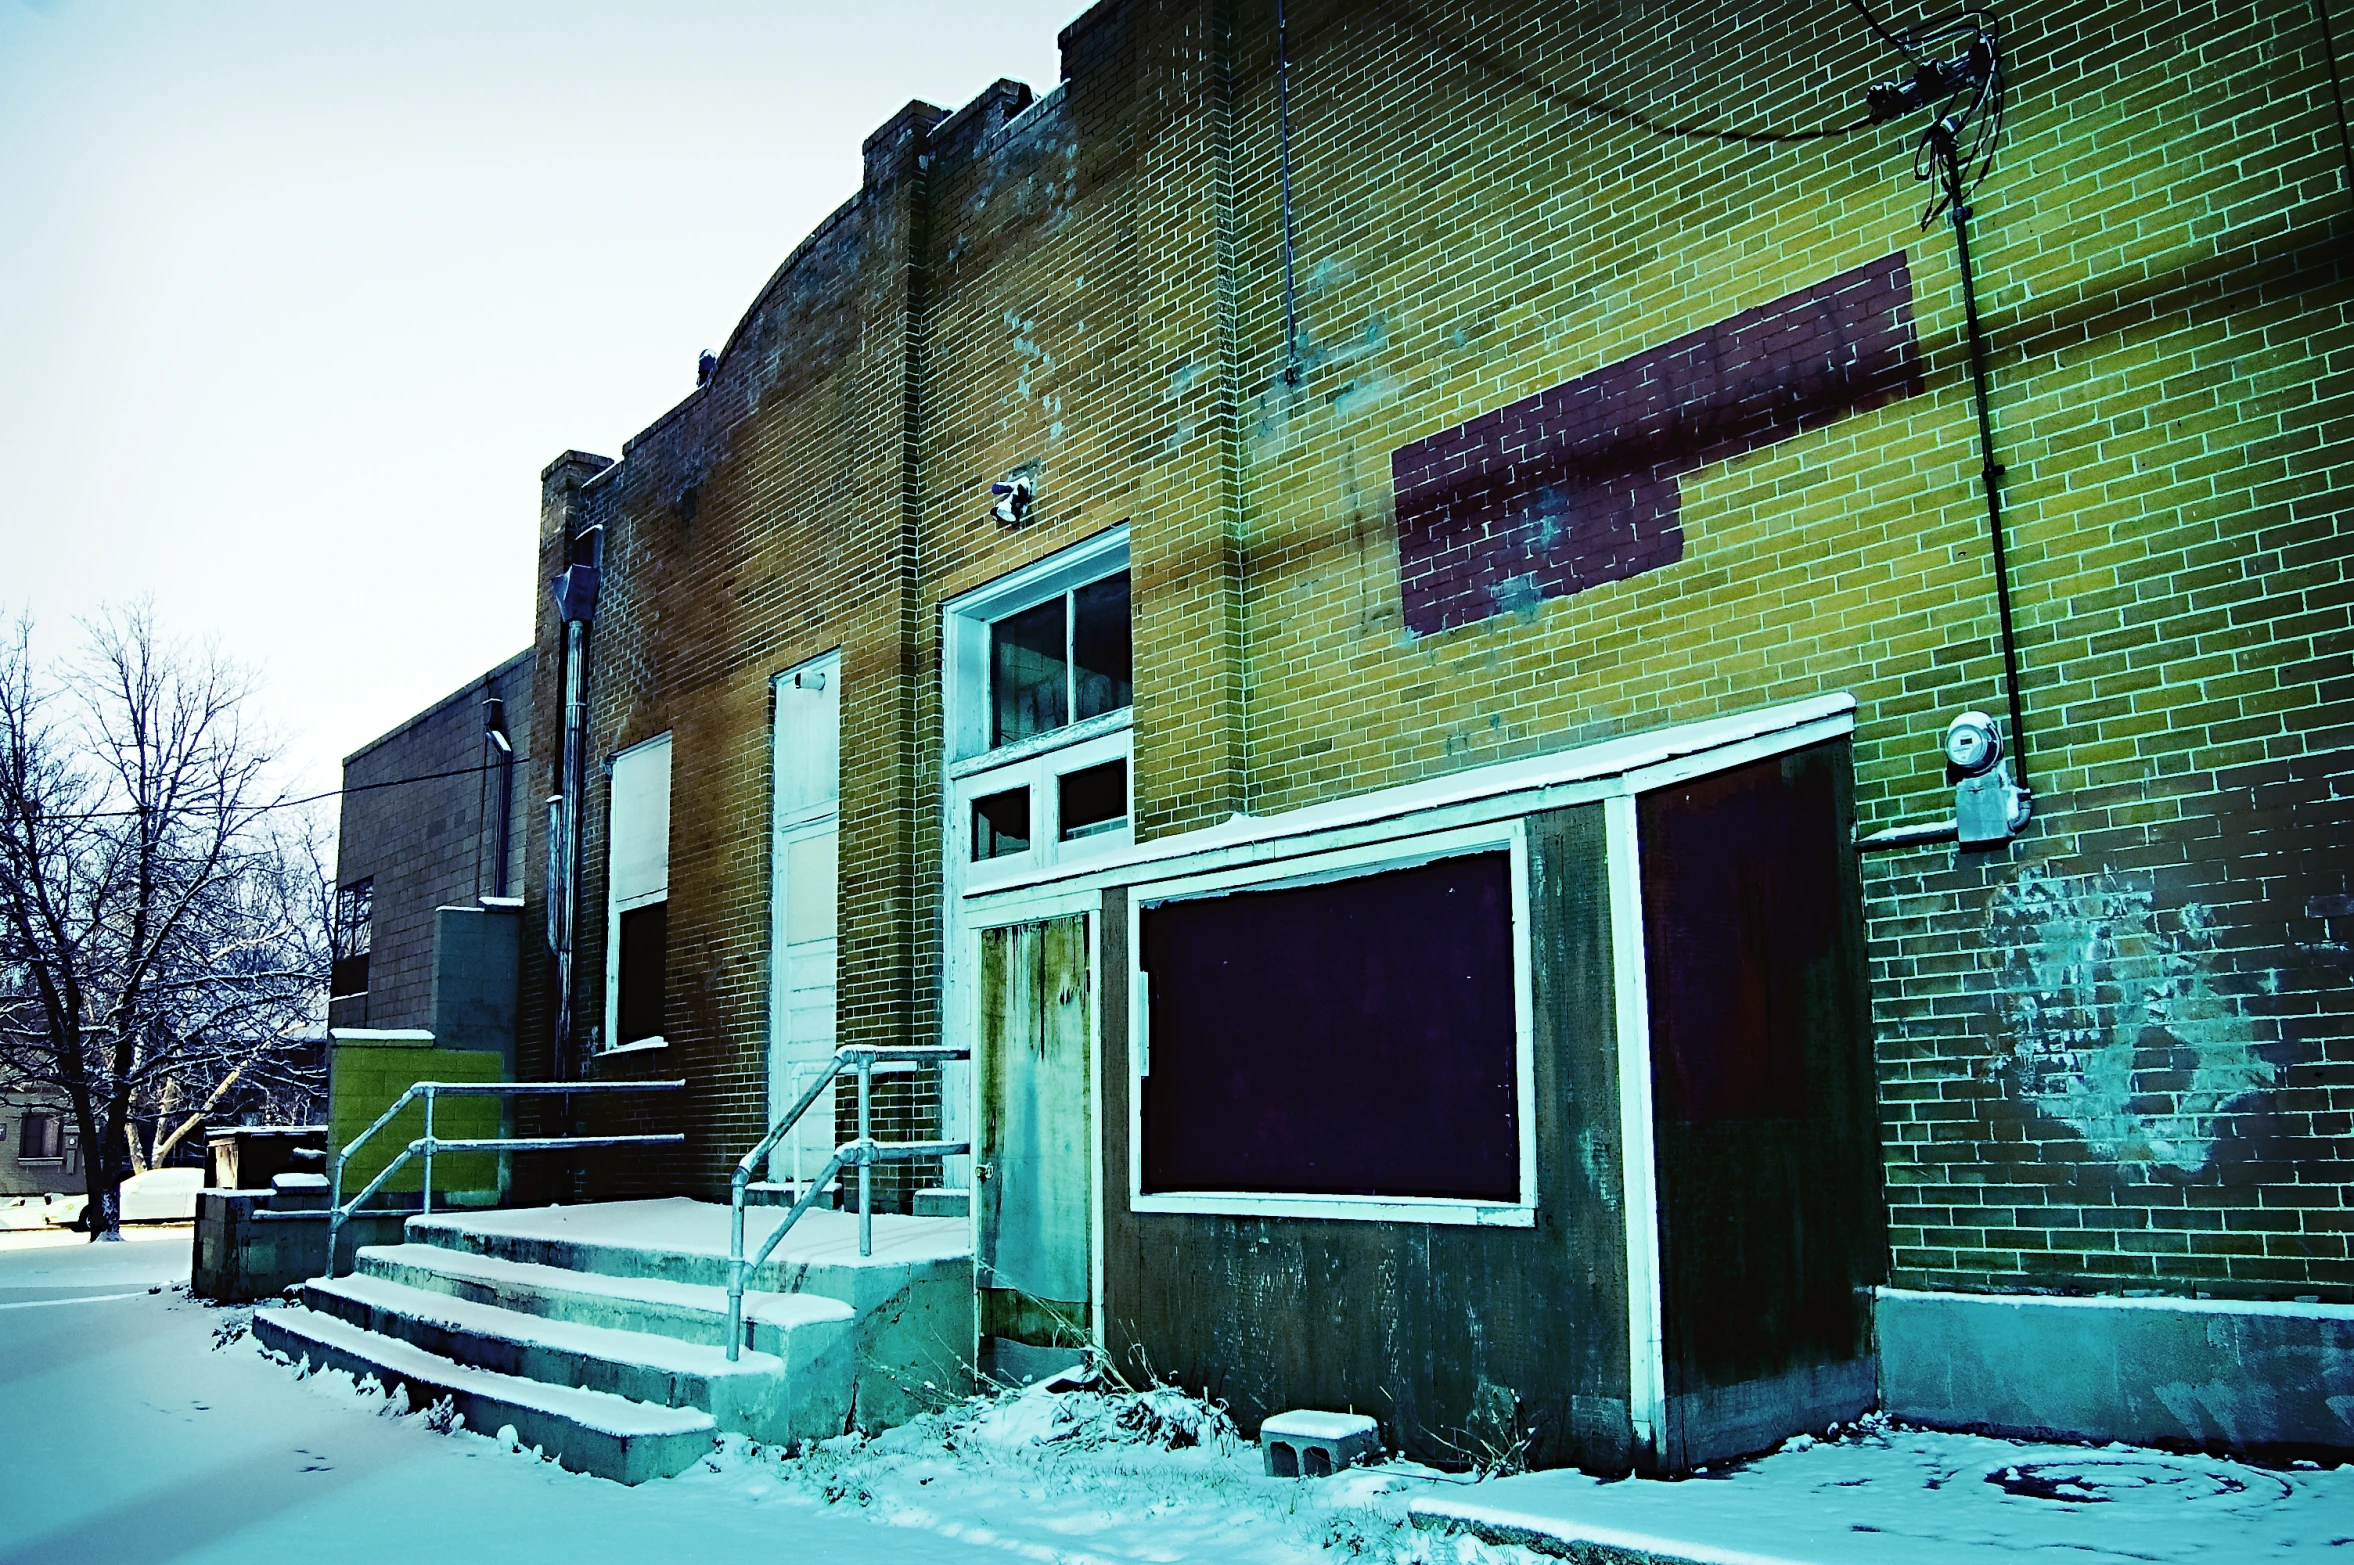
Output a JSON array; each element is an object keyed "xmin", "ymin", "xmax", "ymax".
[
  {"xmin": 1138, "ymin": 852, "xmax": 1520, "ymax": 1202},
  {"xmin": 607, "ymin": 733, "xmax": 672, "ymax": 1047}
]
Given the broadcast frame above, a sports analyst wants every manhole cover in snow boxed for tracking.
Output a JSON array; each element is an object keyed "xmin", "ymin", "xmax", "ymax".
[{"xmin": 1982, "ymin": 1457, "xmax": 2292, "ymax": 1510}]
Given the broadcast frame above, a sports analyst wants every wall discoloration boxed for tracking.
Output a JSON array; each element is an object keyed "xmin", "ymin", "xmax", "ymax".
[
  {"xmin": 1388, "ymin": 253, "xmax": 1921, "ymax": 636},
  {"xmin": 1988, "ymin": 868, "xmax": 2282, "ymax": 1179}
]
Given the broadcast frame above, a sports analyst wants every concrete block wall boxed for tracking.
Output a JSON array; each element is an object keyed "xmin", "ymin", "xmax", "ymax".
[
  {"xmin": 505, "ymin": 0, "xmax": 2350, "ymax": 1317},
  {"xmin": 327, "ymin": 1037, "xmax": 503, "ymax": 1198}
]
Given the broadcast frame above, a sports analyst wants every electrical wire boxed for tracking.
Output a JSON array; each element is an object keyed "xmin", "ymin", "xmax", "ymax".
[
  {"xmin": 2311, "ymin": 0, "xmax": 2354, "ymax": 199},
  {"xmin": 1900, "ymin": 10, "xmax": 2005, "ymax": 227},
  {"xmin": 1386, "ymin": 2, "xmax": 1879, "ymax": 146},
  {"xmin": 1849, "ymin": 0, "xmax": 1924, "ymax": 62},
  {"xmin": 1391, "ymin": 0, "xmax": 2003, "ymax": 199},
  {"xmin": 5, "ymin": 756, "xmax": 531, "ymax": 825}
]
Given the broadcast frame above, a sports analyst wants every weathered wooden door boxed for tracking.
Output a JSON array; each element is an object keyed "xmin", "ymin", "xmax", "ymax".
[
  {"xmin": 1638, "ymin": 741, "xmax": 1886, "ymax": 1470},
  {"xmin": 976, "ymin": 914, "xmax": 1093, "ymax": 1355}
]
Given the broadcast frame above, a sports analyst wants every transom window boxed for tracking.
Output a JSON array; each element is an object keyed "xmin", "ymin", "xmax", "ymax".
[
  {"xmin": 991, "ymin": 572, "xmax": 1131, "ymax": 748},
  {"xmin": 943, "ymin": 525, "xmax": 1135, "ymax": 883}
]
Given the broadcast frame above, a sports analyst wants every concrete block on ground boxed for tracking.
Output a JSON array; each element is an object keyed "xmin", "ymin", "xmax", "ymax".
[
  {"xmin": 1262, "ymin": 1410, "xmax": 1381, "ymax": 1477},
  {"xmin": 271, "ymin": 1173, "xmax": 330, "ymax": 1210}
]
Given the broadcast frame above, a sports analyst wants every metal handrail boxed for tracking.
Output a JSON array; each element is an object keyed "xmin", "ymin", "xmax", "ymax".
[
  {"xmin": 325, "ymin": 1079, "xmax": 685, "ymax": 1277},
  {"xmin": 725, "ymin": 1044, "xmax": 968, "ymax": 1360}
]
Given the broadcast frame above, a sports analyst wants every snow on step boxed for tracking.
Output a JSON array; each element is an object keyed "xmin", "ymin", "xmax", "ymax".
[
  {"xmin": 389, "ymin": 1198, "xmax": 974, "ymax": 1435},
  {"xmin": 300, "ymin": 1272, "xmax": 853, "ymax": 1443},
  {"xmin": 406, "ymin": 1197, "xmax": 969, "ymax": 1301},
  {"xmin": 356, "ymin": 1241, "xmax": 853, "ymax": 1356},
  {"xmin": 308, "ymin": 1272, "xmax": 787, "ymax": 1391},
  {"xmin": 252, "ymin": 1307, "xmax": 714, "ymax": 1486}
]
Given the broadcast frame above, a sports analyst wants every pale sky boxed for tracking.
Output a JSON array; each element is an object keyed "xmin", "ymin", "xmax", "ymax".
[{"xmin": 0, "ymin": 0, "xmax": 1076, "ymax": 800}]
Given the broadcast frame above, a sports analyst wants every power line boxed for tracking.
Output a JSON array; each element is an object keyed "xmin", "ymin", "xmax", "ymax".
[
  {"xmin": 6, "ymin": 757, "xmax": 532, "ymax": 825},
  {"xmin": 1848, "ymin": 0, "xmax": 1923, "ymax": 63},
  {"xmin": 1387, "ymin": 2, "xmax": 1879, "ymax": 147}
]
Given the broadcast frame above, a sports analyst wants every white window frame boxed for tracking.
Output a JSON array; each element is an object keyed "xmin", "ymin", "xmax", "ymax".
[
  {"xmin": 940, "ymin": 522, "xmax": 1132, "ymax": 771},
  {"xmin": 603, "ymin": 730, "xmax": 673, "ymax": 1055},
  {"xmin": 940, "ymin": 526, "xmax": 1133, "ymax": 1194},
  {"xmin": 1125, "ymin": 819, "xmax": 1539, "ymax": 1230},
  {"xmin": 942, "ymin": 523, "xmax": 1137, "ymax": 894},
  {"xmin": 17, "ymin": 1111, "xmax": 64, "ymax": 1165}
]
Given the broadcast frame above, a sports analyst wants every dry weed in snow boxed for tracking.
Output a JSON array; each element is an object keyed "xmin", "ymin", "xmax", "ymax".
[{"xmin": 670, "ymin": 1364, "xmax": 1517, "ymax": 1564}]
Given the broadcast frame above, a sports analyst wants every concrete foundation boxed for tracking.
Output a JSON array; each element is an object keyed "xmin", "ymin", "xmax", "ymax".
[
  {"xmin": 1876, "ymin": 1286, "xmax": 2354, "ymax": 1457},
  {"xmin": 192, "ymin": 1188, "xmax": 407, "ymax": 1303}
]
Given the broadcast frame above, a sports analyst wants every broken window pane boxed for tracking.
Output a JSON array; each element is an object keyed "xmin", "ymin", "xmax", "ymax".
[
  {"xmin": 1058, "ymin": 759, "xmax": 1127, "ymax": 840},
  {"xmin": 616, "ymin": 900, "xmax": 667, "ymax": 1044},
  {"xmin": 331, "ymin": 879, "xmax": 373, "ymax": 997},
  {"xmin": 973, "ymin": 787, "xmax": 1031, "ymax": 860},
  {"xmin": 991, "ymin": 599, "xmax": 1068, "ymax": 747},
  {"xmin": 1072, "ymin": 571, "xmax": 1132, "ymax": 721}
]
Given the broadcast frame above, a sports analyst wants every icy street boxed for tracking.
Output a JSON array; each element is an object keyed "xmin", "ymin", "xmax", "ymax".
[{"xmin": 3, "ymin": 1229, "xmax": 2350, "ymax": 1565}]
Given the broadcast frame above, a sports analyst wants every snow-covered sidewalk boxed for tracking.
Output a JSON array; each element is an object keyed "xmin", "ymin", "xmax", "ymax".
[
  {"xmin": 1408, "ymin": 1418, "xmax": 2354, "ymax": 1564},
  {"xmin": 3, "ymin": 1226, "xmax": 2346, "ymax": 1565}
]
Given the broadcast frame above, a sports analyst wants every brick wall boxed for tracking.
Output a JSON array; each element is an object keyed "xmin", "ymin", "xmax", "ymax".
[
  {"xmin": 514, "ymin": 0, "xmax": 2349, "ymax": 1298},
  {"xmin": 333, "ymin": 649, "xmax": 533, "ymax": 1032}
]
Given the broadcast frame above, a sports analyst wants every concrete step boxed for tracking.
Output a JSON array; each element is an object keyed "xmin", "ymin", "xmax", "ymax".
[
  {"xmin": 252, "ymin": 1306, "xmax": 715, "ymax": 1485},
  {"xmin": 298, "ymin": 1273, "xmax": 845, "ymax": 1440},
  {"xmin": 355, "ymin": 1241, "xmax": 855, "ymax": 1361},
  {"xmin": 401, "ymin": 1198, "xmax": 968, "ymax": 1312},
  {"xmin": 392, "ymin": 1198, "xmax": 974, "ymax": 1430}
]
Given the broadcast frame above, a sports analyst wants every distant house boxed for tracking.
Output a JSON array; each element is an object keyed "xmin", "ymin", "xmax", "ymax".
[{"xmin": 317, "ymin": 0, "xmax": 2350, "ymax": 1474}]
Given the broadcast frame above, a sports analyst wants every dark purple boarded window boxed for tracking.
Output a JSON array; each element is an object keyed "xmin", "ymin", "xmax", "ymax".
[
  {"xmin": 1639, "ymin": 754, "xmax": 1840, "ymax": 1123},
  {"xmin": 1138, "ymin": 852, "xmax": 1520, "ymax": 1202}
]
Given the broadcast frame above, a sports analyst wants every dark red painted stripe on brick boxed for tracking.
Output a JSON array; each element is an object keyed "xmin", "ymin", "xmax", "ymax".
[{"xmin": 1392, "ymin": 253, "xmax": 1923, "ymax": 636}]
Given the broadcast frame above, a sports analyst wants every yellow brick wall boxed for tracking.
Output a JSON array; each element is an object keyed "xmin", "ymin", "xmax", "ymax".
[{"xmin": 518, "ymin": 0, "xmax": 2350, "ymax": 1296}]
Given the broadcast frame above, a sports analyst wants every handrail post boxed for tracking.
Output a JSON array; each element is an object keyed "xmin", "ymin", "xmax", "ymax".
[
  {"xmin": 327, "ymin": 1130, "xmax": 345, "ymax": 1279},
  {"xmin": 726, "ymin": 1169, "xmax": 747, "ymax": 1363},
  {"xmin": 857, "ymin": 1051, "xmax": 873, "ymax": 1258},
  {"xmin": 421, "ymin": 1084, "xmax": 436, "ymax": 1218}
]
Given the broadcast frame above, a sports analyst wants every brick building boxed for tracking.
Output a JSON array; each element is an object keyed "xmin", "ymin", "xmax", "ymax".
[
  {"xmin": 332, "ymin": 651, "xmax": 533, "ymax": 1033},
  {"xmin": 475, "ymin": 0, "xmax": 2347, "ymax": 1470}
]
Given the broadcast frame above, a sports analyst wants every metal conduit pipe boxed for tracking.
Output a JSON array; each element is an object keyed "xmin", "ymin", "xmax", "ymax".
[
  {"xmin": 548, "ymin": 557, "xmax": 601, "ymax": 1196},
  {"xmin": 1928, "ymin": 120, "xmax": 2032, "ymax": 804}
]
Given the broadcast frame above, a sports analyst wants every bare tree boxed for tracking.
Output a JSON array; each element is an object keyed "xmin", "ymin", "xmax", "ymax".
[{"xmin": 0, "ymin": 608, "xmax": 325, "ymax": 1239}]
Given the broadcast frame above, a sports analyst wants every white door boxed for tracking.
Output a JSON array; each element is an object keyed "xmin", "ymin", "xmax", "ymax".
[{"xmin": 769, "ymin": 653, "xmax": 841, "ymax": 1187}]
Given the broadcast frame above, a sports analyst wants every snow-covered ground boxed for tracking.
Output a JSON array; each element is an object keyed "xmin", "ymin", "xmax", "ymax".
[{"xmin": 2, "ymin": 1228, "xmax": 2347, "ymax": 1565}]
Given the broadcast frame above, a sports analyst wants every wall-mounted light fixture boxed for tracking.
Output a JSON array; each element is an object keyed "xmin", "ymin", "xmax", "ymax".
[{"xmin": 991, "ymin": 474, "xmax": 1035, "ymax": 527}]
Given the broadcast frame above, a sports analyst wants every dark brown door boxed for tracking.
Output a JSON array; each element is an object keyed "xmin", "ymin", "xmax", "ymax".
[{"xmin": 1638, "ymin": 739, "xmax": 1886, "ymax": 1470}]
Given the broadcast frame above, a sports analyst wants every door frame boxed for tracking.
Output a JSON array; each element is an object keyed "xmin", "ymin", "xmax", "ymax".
[
  {"xmin": 768, "ymin": 649, "xmax": 842, "ymax": 1164},
  {"xmin": 963, "ymin": 888, "xmax": 1105, "ymax": 1352}
]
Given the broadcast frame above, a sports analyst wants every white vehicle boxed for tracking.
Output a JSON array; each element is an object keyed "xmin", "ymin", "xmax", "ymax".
[
  {"xmin": 0, "ymin": 1191, "xmax": 76, "ymax": 1231},
  {"xmin": 39, "ymin": 1166, "xmax": 204, "ymax": 1229}
]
